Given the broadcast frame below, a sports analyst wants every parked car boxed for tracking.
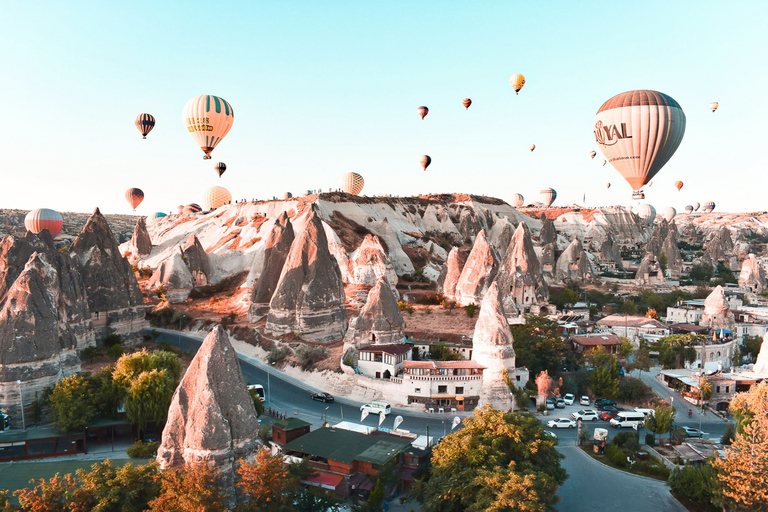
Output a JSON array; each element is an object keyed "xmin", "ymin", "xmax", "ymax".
[
  {"xmin": 682, "ymin": 426, "xmax": 708, "ymax": 438},
  {"xmin": 600, "ymin": 410, "xmax": 620, "ymax": 421},
  {"xmin": 545, "ymin": 430, "xmax": 558, "ymax": 438},
  {"xmin": 579, "ymin": 396, "xmax": 590, "ymax": 406},
  {"xmin": 311, "ymin": 392, "xmax": 335, "ymax": 403},
  {"xmin": 595, "ymin": 399, "xmax": 618, "ymax": 410},
  {"xmin": 545, "ymin": 398, "xmax": 555, "ymax": 410},
  {"xmin": 563, "ymin": 393, "xmax": 575, "ymax": 406},
  {"xmin": 571, "ymin": 409, "xmax": 599, "ymax": 421},
  {"xmin": 547, "ymin": 417, "xmax": 576, "ymax": 429},
  {"xmin": 555, "ymin": 398, "xmax": 566, "ymax": 408}
]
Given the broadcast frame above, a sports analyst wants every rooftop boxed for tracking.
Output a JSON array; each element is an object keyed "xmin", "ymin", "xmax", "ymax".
[
  {"xmin": 404, "ymin": 360, "xmax": 486, "ymax": 370},
  {"xmin": 274, "ymin": 417, "xmax": 311, "ymax": 431},
  {"xmin": 597, "ymin": 315, "xmax": 668, "ymax": 329},
  {"xmin": 571, "ymin": 334, "xmax": 621, "ymax": 346},
  {"xmin": 284, "ymin": 426, "xmax": 413, "ymax": 465},
  {"xmin": 359, "ymin": 344, "xmax": 412, "ymax": 356}
]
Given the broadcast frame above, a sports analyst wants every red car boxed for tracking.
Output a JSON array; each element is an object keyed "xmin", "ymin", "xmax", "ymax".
[{"xmin": 600, "ymin": 410, "xmax": 620, "ymax": 421}]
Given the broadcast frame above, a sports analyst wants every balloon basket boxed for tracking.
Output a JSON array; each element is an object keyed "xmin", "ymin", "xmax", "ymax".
[{"xmin": 632, "ymin": 191, "xmax": 645, "ymax": 200}]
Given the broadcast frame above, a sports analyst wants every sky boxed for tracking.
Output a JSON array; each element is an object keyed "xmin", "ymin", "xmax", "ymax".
[{"xmin": 1, "ymin": 1, "xmax": 767, "ymax": 215}]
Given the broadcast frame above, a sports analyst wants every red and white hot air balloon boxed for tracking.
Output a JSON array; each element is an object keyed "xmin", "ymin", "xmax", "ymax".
[
  {"xmin": 25, "ymin": 208, "xmax": 63, "ymax": 236},
  {"xmin": 418, "ymin": 106, "xmax": 429, "ymax": 119},
  {"xmin": 125, "ymin": 188, "xmax": 144, "ymax": 211},
  {"xmin": 462, "ymin": 98, "xmax": 472, "ymax": 110},
  {"xmin": 594, "ymin": 90, "xmax": 686, "ymax": 200},
  {"xmin": 420, "ymin": 155, "xmax": 431, "ymax": 170}
]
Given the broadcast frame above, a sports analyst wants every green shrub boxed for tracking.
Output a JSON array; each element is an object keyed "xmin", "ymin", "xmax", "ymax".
[
  {"xmin": 720, "ymin": 422, "xmax": 735, "ymax": 445},
  {"xmin": 606, "ymin": 443, "xmax": 627, "ymax": 467},
  {"xmin": 80, "ymin": 346, "xmax": 104, "ymax": 363},
  {"xmin": 613, "ymin": 432, "xmax": 640, "ymax": 452},
  {"xmin": 398, "ymin": 301, "xmax": 415, "ymax": 314},
  {"xmin": 103, "ymin": 334, "xmax": 124, "ymax": 347},
  {"xmin": 464, "ymin": 303, "xmax": 478, "ymax": 318},
  {"xmin": 126, "ymin": 440, "xmax": 159, "ymax": 459},
  {"xmin": 631, "ymin": 460, "xmax": 671, "ymax": 480},
  {"xmin": 297, "ymin": 346, "xmax": 327, "ymax": 371},
  {"xmin": 106, "ymin": 344, "xmax": 124, "ymax": 360},
  {"xmin": 343, "ymin": 355, "xmax": 354, "ymax": 368},
  {"xmin": 668, "ymin": 464, "xmax": 715, "ymax": 506},
  {"xmin": 645, "ymin": 433, "xmax": 656, "ymax": 446},
  {"xmin": 416, "ymin": 293, "xmax": 444, "ymax": 306},
  {"xmin": 267, "ymin": 346, "xmax": 289, "ymax": 365}
]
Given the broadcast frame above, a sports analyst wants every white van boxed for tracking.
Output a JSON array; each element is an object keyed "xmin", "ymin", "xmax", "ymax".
[
  {"xmin": 634, "ymin": 408, "xmax": 655, "ymax": 418},
  {"xmin": 360, "ymin": 401, "xmax": 391, "ymax": 415},
  {"xmin": 247, "ymin": 384, "xmax": 265, "ymax": 400},
  {"xmin": 609, "ymin": 411, "xmax": 646, "ymax": 428}
]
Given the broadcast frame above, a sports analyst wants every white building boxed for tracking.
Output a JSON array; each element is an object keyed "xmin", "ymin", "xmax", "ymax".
[
  {"xmin": 595, "ymin": 314, "xmax": 670, "ymax": 345},
  {"xmin": 357, "ymin": 344, "xmax": 411, "ymax": 380},
  {"xmin": 397, "ymin": 360, "xmax": 486, "ymax": 412}
]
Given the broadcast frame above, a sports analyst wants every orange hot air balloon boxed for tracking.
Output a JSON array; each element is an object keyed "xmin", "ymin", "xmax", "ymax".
[
  {"xmin": 418, "ymin": 106, "xmax": 429, "ymax": 119},
  {"xmin": 462, "ymin": 98, "xmax": 472, "ymax": 109},
  {"xmin": 125, "ymin": 188, "xmax": 144, "ymax": 211},
  {"xmin": 135, "ymin": 113, "xmax": 155, "ymax": 139},
  {"xmin": 25, "ymin": 208, "xmax": 64, "ymax": 236},
  {"xmin": 509, "ymin": 74, "xmax": 525, "ymax": 94},
  {"xmin": 594, "ymin": 90, "xmax": 686, "ymax": 200},
  {"xmin": 675, "ymin": 180, "xmax": 684, "ymax": 191},
  {"xmin": 341, "ymin": 172, "xmax": 364, "ymax": 195},
  {"xmin": 589, "ymin": 151, "xmax": 597, "ymax": 159},
  {"xmin": 420, "ymin": 155, "xmax": 431, "ymax": 170},
  {"xmin": 530, "ymin": 144, "xmax": 536, "ymax": 152}
]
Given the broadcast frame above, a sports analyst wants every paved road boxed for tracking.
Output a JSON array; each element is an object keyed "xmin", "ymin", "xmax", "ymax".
[
  {"xmin": 155, "ymin": 330, "xmax": 463, "ymax": 440},
  {"xmin": 556, "ymin": 445, "xmax": 685, "ymax": 512}
]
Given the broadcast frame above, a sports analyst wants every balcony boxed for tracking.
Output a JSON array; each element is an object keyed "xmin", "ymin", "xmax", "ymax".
[{"xmin": 405, "ymin": 374, "xmax": 482, "ymax": 382}]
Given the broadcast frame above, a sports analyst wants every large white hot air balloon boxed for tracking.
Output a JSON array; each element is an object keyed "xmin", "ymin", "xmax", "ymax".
[
  {"xmin": 341, "ymin": 172, "xmax": 365, "ymax": 195},
  {"xmin": 635, "ymin": 204, "xmax": 656, "ymax": 226},
  {"xmin": 511, "ymin": 193, "xmax": 524, "ymax": 207},
  {"xmin": 182, "ymin": 95, "xmax": 234, "ymax": 159},
  {"xmin": 594, "ymin": 90, "xmax": 686, "ymax": 200},
  {"xmin": 661, "ymin": 206, "xmax": 676, "ymax": 223},
  {"xmin": 540, "ymin": 188, "xmax": 557, "ymax": 208},
  {"xmin": 202, "ymin": 186, "xmax": 232, "ymax": 211},
  {"xmin": 693, "ymin": 201, "xmax": 701, "ymax": 211}
]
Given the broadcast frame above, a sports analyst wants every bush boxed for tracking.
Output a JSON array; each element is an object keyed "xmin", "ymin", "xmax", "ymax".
[
  {"xmin": 464, "ymin": 303, "xmax": 478, "ymax": 318},
  {"xmin": 397, "ymin": 301, "xmax": 415, "ymax": 314},
  {"xmin": 617, "ymin": 377, "xmax": 652, "ymax": 402},
  {"xmin": 126, "ymin": 440, "xmax": 160, "ymax": 458},
  {"xmin": 612, "ymin": 432, "xmax": 640, "ymax": 452},
  {"xmin": 668, "ymin": 465, "xmax": 716, "ymax": 507},
  {"xmin": 106, "ymin": 344, "xmax": 125, "ymax": 360},
  {"xmin": 80, "ymin": 346, "xmax": 105, "ymax": 363},
  {"xmin": 671, "ymin": 426, "xmax": 688, "ymax": 444},
  {"xmin": 297, "ymin": 346, "xmax": 327, "ymax": 371},
  {"xmin": 156, "ymin": 285, "xmax": 167, "ymax": 298},
  {"xmin": 721, "ymin": 422, "xmax": 735, "ymax": 445},
  {"xmin": 416, "ymin": 293, "xmax": 444, "ymax": 306},
  {"xmin": 343, "ymin": 355, "xmax": 354, "ymax": 368},
  {"xmin": 645, "ymin": 433, "xmax": 656, "ymax": 446},
  {"xmin": 267, "ymin": 347, "xmax": 290, "ymax": 365},
  {"xmin": 139, "ymin": 266, "xmax": 153, "ymax": 278},
  {"xmin": 631, "ymin": 460, "xmax": 670, "ymax": 480},
  {"xmin": 606, "ymin": 444, "xmax": 627, "ymax": 467}
]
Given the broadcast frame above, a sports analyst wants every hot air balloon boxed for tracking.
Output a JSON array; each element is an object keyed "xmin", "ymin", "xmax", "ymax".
[
  {"xmin": 509, "ymin": 74, "xmax": 525, "ymax": 94},
  {"xmin": 462, "ymin": 98, "xmax": 472, "ymax": 109},
  {"xmin": 635, "ymin": 204, "xmax": 656, "ymax": 226},
  {"xmin": 125, "ymin": 188, "xmax": 144, "ymax": 211},
  {"xmin": 594, "ymin": 90, "xmax": 686, "ymax": 199},
  {"xmin": 602, "ymin": 160, "xmax": 607, "ymax": 166},
  {"xmin": 661, "ymin": 206, "xmax": 676, "ymax": 223},
  {"xmin": 511, "ymin": 193, "xmax": 524, "ymax": 207},
  {"xmin": 704, "ymin": 201, "xmax": 716, "ymax": 213},
  {"xmin": 420, "ymin": 155, "xmax": 431, "ymax": 170},
  {"xmin": 282, "ymin": 192, "xmax": 293, "ymax": 199},
  {"xmin": 183, "ymin": 203, "xmax": 202, "ymax": 214},
  {"xmin": 540, "ymin": 188, "xmax": 556, "ymax": 207},
  {"xmin": 530, "ymin": 144, "xmax": 536, "ymax": 152},
  {"xmin": 589, "ymin": 151, "xmax": 597, "ymax": 159},
  {"xmin": 182, "ymin": 95, "xmax": 234, "ymax": 159},
  {"xmin": 684, "ymin": 205, "xmax": 694, "ymax": 214},
  {"xmin": 693, "ymin": 202, "xmax": 700, "ymax": 211},
  {"xmin": 202, "ymin": 186, "xmax": 232, "ymax": 211},
  {"xmin": 149, "ymin": 212, "xmax": 167, "ymax": 220},
  {"xmin": 709, "ymin": 101, "xmax": 719, "ymax": 112},
  {"xmin": 135, "ymin": 113, "xmax": 155, "ymax": 139},
  {"xmin": 24, "ymin": 208, "xmax": 63, "ymax": 236},
  {"xmin": 648, "ymin": 181, "xmax": 653, "ymax": 187},
  {"xmin": 606, "ymin": 183, "xmax": 611, "ymax": 189},
  {"xmin": 341, "ymin": 172, "xmax": 365, "ymax": 195},
  {"xmin": 418, "ymin": 106, "xmax": 429, "ymax": 119},
  {"xmin": 675, "ymin": 181, "xmax": 684, "ymax": 191},
  {"xmin": 215, "ymin": 162, "xmax": 227, "ymax": 178}
]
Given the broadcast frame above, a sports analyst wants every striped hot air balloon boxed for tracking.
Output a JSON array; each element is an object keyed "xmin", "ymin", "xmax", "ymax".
[
  {"xmin": 183, "ymin": 95, "xmax": 234, "ymax": 159},
  {"xmin": 540, "ymin": 188, "xmax": 556, "ymax": 207},
  {"xmin": 341, "ymin": 172, "xmax": 365, "ymax": 195},
  {"xmin": 462, "ymin": 98, "xmax": 472, "ymax": 109},
  {"xmin": 215, "ymin": 162, "xmax": 227, "ymax": 178},
  {"xmin": 511, "ymin": 193, "xmax": 524, "ymax": 208},
  {"xmin": 704, "ymin": 201, "xmax": 716, "ymax": 213},
  {"xmin": 418, "ymin": 106, "xmax": 429, "ymax": 119},
  {"xmin": 183, "ymin": 203, "xmax": 202, "ymax": 214},
  {"xmin": 675, "ymin": 180, "xmax": 684, "ymax": 191},
  {"xmin": 125, "ymin": 188, "xmax": 144, "ymax": 211},
  {"xmin": 420, "ymin": 155, "xmax": 431, "ymax": 170},
  {"xmin": 135, "ymin": 113, "xmax": 155, "ymax": 139},
  {"xmin": 684, "ymin": 205, "xmax": 694, "ymax": 213},
  {"xmin": 709, "ymin": 101, "xmax": 719, "ymax": 112},
  {"xmin": 203, "ymin": 186, "xmax": 232, "ymax": 211},
  {"xmin": 25, "ymin": 208, "xmax": 63, "ymax": 236}
]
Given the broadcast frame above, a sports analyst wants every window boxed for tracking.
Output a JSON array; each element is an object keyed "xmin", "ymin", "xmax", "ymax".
[
  {"xmin": 438, "ymin": 385, "xmax": 447, "ymax": 394},
  {"xmin": 414, "ymin": 388, "xmax": 421, "ymax": 394},
  {"xmin": 716, "ymin": 386, "xmax": 720, "ymax": 393},
  {"xmin": 455, "ymin": 387, "xmax": 464, "ymax": 395},
  {"xmin": 725, "ymin": 386, "xmax": 730, "ymax": 393}
]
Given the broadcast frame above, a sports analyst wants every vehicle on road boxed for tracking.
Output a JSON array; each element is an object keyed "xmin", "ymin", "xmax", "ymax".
[
  {"xmin": 579, "ymin": 396, "xmax": 590, "ymax": 406},
  {"xmin": 546, "ymin": 398, "xmax": 555, "ymax": 410},
  {"xmin": 563, "ymin": 393, "xmax": 575, "ymax": 406},
  {"xmin": 247, "ymin": 384, "xmax": 265, "ymax": 400},
  {"xmin": 545, "ymin": 430, "xmax": 558, "ymax": 438},
  {"xmin": 609, "ymin": 411, "xmax": 646, "ymax": 428},
  {"xmin": 571, "ymin": 409, "xmax": 599, "ymax": 421},
  {"xmin": 311, "ymin": 392, "xmax": 335, "ymax": 403},
  {"xmin": 600, "ymin": 410, "xmax": 621, "ymax": 421},
  {"xmin": 595, "ymin": 399, "xmax": 618, "ymax": 411},
  {"xmin": 634, "ymin": 408, "xmax": 655, "ymax": 418},
  {"xmin": 361, "ymin": 401, "xmax": 391, "ymax": 415},
  {"xmin": 682, "ymin": 426, "xmax": 708, "ymax": 438},
  {"xmin": 547, "ymin": 418, "xmax": 576, "ymax": 429},
  {"xmin": 555, "ymin": 398, "xmax": 566, "ymax": 408}
]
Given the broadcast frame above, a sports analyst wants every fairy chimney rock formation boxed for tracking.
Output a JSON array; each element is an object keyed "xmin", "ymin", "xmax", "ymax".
[
  {"xmin": 454, "ymin": 230, "xmax": 499, "ymax": 306},
  {"xmin": 704, "ymin": 226, "xmax": 734, "ymax": 265},
  {"xmin": 147, "ymin": 251, "xmax": 194, "ymax": 302},
  {"xmin": 344, "ymin": 276, "xmax": 405, "ymax": 347},
  {"xmin": 181, "ymin": 234, "xmax": 212, "ymax": 287},
  {"xmin": 349, "ymin": 234, "xmax": 398, "ymax": 293},
  {"xmin": 0, "ymin": 252, "xmax": 82, "ymax": 428},
  {"xmin": 599, "ymin": 232, "xmax": 624, "ymax": 271},
  {"xmin": 248, "ymin": 212, "xmax": 295, "ymax": 322},
  {"xmin": 157, "ymin": 326, "xmax": 262, "ymax": 508},
  {"xmin": 554, "ymin": 238, "xmax": 595, "ymax": 283},
  {"xmin": 495, "ymin": 222, "xmax": 549, "ymax": 316},
  {"xmin": 438, "ymin": 247, "xmax": 466, "ymax": 299},
  {"xmin": 754, "ymin": 332, "xmax": 768, "ymax": 375},
  {"xmin": 266, "ymin": 206, "xmax": 347, "ymax": 342},
  {"xmin": 488, "ymin": 217, "xmax": 515, "ymax": 259},
  {"xmin": 739, "ymin": 254, "xmax": 767, "ymax": 293},
  {"xmin": 471, "ymin": 282, "xmax": 515, "ymax": 411},
  {"xmin": 700, "ymin": 285, "xmax": 736, "ymax": 332},
  {"xmin": 130, "ymin": 217, "xmax": 152, "ymax": 258}
]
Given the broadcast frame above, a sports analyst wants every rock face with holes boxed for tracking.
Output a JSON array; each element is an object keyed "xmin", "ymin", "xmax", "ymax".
[
  {"xmin": 157, "ymin": 326, "xmax": 262, "ymax": 508},
  {"xmin": 453, "ymin": 230, "xmax": 499, "ymax": 306},
  {"xmin": 348, "ymin": 234, "xmax": 398, "ymax": 293},
  {"xmin": 248, "ymin": 213, "xmax": 295, "ymax": 322},
  {"xmin": 471, "ymin": 282, "xmax": 515, "ymax": 411},
  {"xmin": 0, "ymin": 252, "xmax": 82, "ymax": 429},
  {"xmin": 344, "ymin": 276, "xmax": 405, "ymax": 348},
  {"xmin": 700, "ymin": 285, "xmax": 736, "ymax": 333},
  {"xmin": 71, "ymin": 208, "xmax": 146, "ymax": 338},
  {"xmin": 266, "ymin": 206, "xmax": 347, "ymax": 342},
  {"xmin": 494, "ymin": 222, "xmax": 548, "ymax": 316},
  {"xmin": 739, "ymin": 254, "xmax": 767, "ymax": 293},
  {"xmin": 703, "ymin": 226, "xmax": 734, "ymax": 266},
  {"xmin": 181, "ymin": 234, "xmax": 212, "ymax": 287},
  {"xmin": 599, "ymin": 232, "xmax": 624, "ymax": 271},
  {"xmin": 554, "ymin": 238, "xmax": 595, "ymax": 284}
]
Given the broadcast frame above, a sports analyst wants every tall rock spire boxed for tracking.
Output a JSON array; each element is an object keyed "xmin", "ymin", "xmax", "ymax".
[
  {"xmin": 454, "ymin": 229, "xmax": 499, "ymax": 306},
  {"xmin": 494, "ymin": 222, "xmax": 548, "ymax": 316},
  {"xmin": 248, "ymin": 212, "xmax": 295, "ymax": 322}
]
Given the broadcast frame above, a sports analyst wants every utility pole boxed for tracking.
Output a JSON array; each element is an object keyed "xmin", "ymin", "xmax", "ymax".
[{"xmin": 16, "ymin": 380, "xmax": 25, "ymax": 430}]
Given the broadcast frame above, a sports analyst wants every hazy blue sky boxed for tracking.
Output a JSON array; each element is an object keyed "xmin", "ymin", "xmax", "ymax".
[{"xmin": 1, "ymin": 1, "xmax": 766, "ymax": 214}]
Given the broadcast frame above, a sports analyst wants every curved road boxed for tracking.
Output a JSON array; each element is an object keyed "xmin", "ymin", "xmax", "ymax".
[{"xmin": 154, "ymin": 329, "xmax": 465, "ymax": 439}]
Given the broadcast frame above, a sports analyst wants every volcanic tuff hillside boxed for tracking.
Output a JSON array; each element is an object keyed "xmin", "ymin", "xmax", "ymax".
[{"xmin": 0, "ymin": 209, "xmax": 141, "ymax": 244}]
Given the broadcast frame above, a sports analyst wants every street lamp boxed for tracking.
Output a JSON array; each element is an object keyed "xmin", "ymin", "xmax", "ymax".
[
  {"xmin": 267, "ymin": 362, "xmax": 275, "ymax": 408},
  {"xmin": 324, "ymin": 406, "xmax": 330, "ymax": 424},
  {"xmin": 16, "ymin": 380, "xmax": 25, "ymax": 430}
]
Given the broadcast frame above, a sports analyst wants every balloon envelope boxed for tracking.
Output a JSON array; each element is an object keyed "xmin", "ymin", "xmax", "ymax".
[
  {"xmin": 418, "ymin": 106, "xmax": 428, "ymax": 119},
  {"xmin": 709, "ymin": 101, "xmax": 719, "ymax": 112},
  {"xmin": 282, "ymin": 192, "xmax": 293, "ymax": 199},
  {"xmin": 589, "ymin": 151, "xmax": 597, "ymax": 159},
  {"xmin": 25, "ymin": 208, "xmax": 63, "ymax": 236},
  {"xmin": 183, "ymin": 203, "xmax": 202, "ymax": 214},
  {"xmin": 420, "ymin": 155, "xmax": 431, "ymax": 170},
  {"xmin": 684, "ymin": 205, "xmax": 694, "ymax": 213},
  {"xmin": 341, "ymin": 172, "xmax": 365, "ymax": 195},
  {"xmin": 125, "ymin": 188, "xmax": 144, "ymax": 211},
  {"xmin": 511, "ymin": 193, "xmax": 524, "ymax": 207},
  {"xmin": 215, "ymin": 162, "xmax": 227, "ymax": 178},
  {"xmin": 540, "ymin": 188, "xmax": 556, "ymax": 207},
  {"xmin": 606, "ymin": 182, "xmax": 611, "ymax": 189},
  {"xmin": 203, "ymin": 186, "xmax": 232, "ymax": 211},
  {"xmin": 675, "ymin": 180, "xmax": 684, "ymax": 191},
  {"xmin": 704, "ymin": 201, "xmax": 716, "ymax": 213},
  {"xmin": 661, "ymin": 206, "xmax": 676, "ymax": 223},
  {"xmin": 594, "ymin": 90, "xmax": 686, "ymax": 199},
  {"xmin": 462, "ymin": 98, "xmax": 472, "ymax": 109},
  {"xmin": 509, "ymin": 74, "xmax": 525, "ymax": 94},
  {"xmin": 635, "ymin": 204, "xmax": 656, "ymax": 226},
  {"xmin": 182, "ymin": 95, "xmax": 234, "ymax": 159},
  {"xmin": 530, "ymin": 144, "xmax": 535, "ymax": 152},
  {"xmin": 135, "ymin": 113, "xmax": 155, "ymax": 139}
]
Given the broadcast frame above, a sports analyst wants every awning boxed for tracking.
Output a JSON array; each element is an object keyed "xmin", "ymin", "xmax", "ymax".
[
  {"xmin": 349, "ymin": 473, "xmax": 374, "ymax": 492},
  {"xmin": 455, "ymin": 395, "xmax": 465, "ymax": 401},
  {"xmin": 430, "ymin": 394, "xmax": 455, "ymax": 399},
  {"xmin": 304, "ymin": 471, "xmax": 344, "ymax": 490}
]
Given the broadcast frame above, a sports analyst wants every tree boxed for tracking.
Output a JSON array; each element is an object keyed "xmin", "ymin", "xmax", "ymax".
[
  {"xmin": 633, "ymin": 347, "xmax": 652, "ymax": 377},
  {"xmin": 618, "ymin": 299, "xmax": 637, "ymax": 315},
  {"xmin": 690, "ymin": 262, "xmax": 714, "ymax": 283},
  {"xmin": 236, "ymin": 450, "xmax": 294, "ymax": 512},
  {"xmin": 645, "ymin": 405, "xmax": 676, "ymax": 442},
  {"xmin": 651, "ymin": 334, "xmax": 699, "ymax": 369},
  {"xmin": 149, "ymin": 462, "xmax": 227, "ymax": 512},
  {"xmin": 77, "ymin": 460, "xmax": 160, "ymax": 512},
  {"xmin": 699, "ymin": 376, "xmax": 713, "ymax": 410},
  {"xmin": 429, "ymin": 343, "xmax": 462, "ymax": 361},
  {"xmin": 715, "ymin": 262, "xmax": 737, "ymax": 284},
  {"xmin": 419, "ymin": 406, "xmax": 566, "ymax": 512},
  {"xmin": 741, "ymin": 335, "xmax": 763, "ymax": 363},
  {"xmin": 509, "ymin": 316, "xmax": 567, "ymax": 377},
  {"xmin": 588, "ymin": 363, "xmax": 620, "ymax": 399},
  {"xmin": 248, "ymin": 389, "xmax": 264, "ymax": 417},
  {"xmin": 658, "ymin": 250, "xmax": 668, "ymax": 274},
  {"xmin": 15, "ymin": 473, "xmax": 87, "ymax": 512},
  {"xmin": 89, "ymin": 366, "xmax": 124, "ymax": 420},
  {"xmin": 49, "ymin": 374, "xmax": 96, "ymax": 433},
  {"xmin": 360, "ymin": 479, "xmax": 384, "ymax": 512},
  {"xmin": 712, "ymin": 412, "xmax": 768, "ymax": 509}
]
